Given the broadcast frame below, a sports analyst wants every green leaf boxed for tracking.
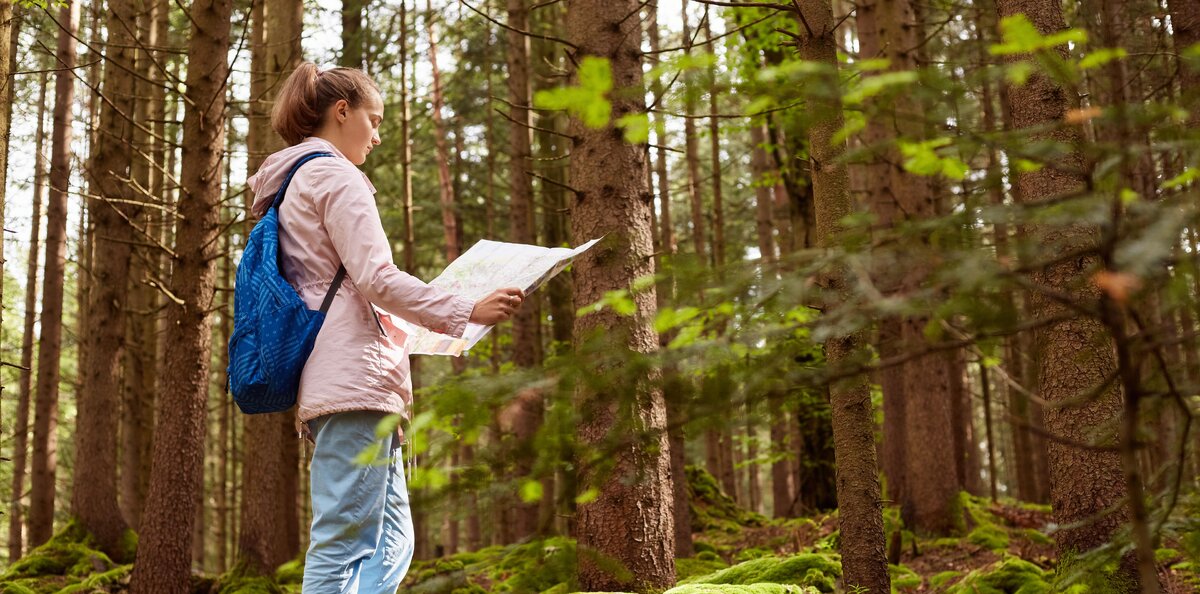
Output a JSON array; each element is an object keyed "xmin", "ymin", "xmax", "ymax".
[
  {"xmin": 374, "ymin": 413, "xmax": 402, "ymax": 439},
  {"xmin": 832, "ymin": 110, "xmax": 866, "ymax": 146},
  {"xmin": 519, "ymin": 479, "xmax": 544, "ymax": 503},
  {"xmin": 1119, "ymin": 188, "xmax": 1139, "ymax": 204},
  {"xmin": 1078, "ymin": 47, "xmax": 1127, "ymax": 70},
  {"xmin": 616, "ymin": 112, "xmax": 650, "ymax": 143},
  {"xmin": 534, "ymin": 56, "xmax": 613, "ymax": 128},
  {"xmin": 352, "ymin": 443, "xmax": 383, "ymax": 466},
  {"xmin": 990, "ymin": 14, "xmax": 1088, "ymax": 56},
  {"xmin": 630, "ymin": 273, "xmax": 657, "ymax": 293},
  {"xmin": 843, "ymin": 70, "xmax": 918, "ymax": 105},
  {"xmin": 1005, "ymin": 61, "xmax": 1035, "ymax": 86},
  {"xmin": 1014, "ymin": 158, "xmax": 1043, "ymax": 173},
  {"xmin": 898, "ymin": 138, "xmax": 969, "ymax": 180},
  {"xmin": 1160, "ymin": 167, "xmax": 1199, "ymax": 190},
  {"xmin": 654, "ymin": 306, "xmax": 701, "ymax": 334},
  {"xmin": 575, "ymin": 488, "xmax": 600, "ymax": 505}
]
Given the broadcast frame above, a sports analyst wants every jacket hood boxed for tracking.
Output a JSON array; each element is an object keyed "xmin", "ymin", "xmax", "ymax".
[{"xmin": 247, "ymin": 137, "xmax": 376, "ymax": 218}]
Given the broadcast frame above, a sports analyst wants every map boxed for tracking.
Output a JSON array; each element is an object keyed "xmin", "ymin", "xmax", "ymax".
[{"xmin": 397, "ymin": 237, "xmax": 602, "ymax": 356}]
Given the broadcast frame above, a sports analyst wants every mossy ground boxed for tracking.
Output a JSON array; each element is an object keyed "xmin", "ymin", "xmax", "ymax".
[{"xmin": 6, "ymin": 474, "xmax": 1198, "ymax": 593}]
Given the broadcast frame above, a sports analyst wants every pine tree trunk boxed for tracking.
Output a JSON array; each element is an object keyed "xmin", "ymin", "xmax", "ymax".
[
  {"xmin": 796, "ymin": 0, "xmax": 890, "ymax": 591},
  {"xmin": 857, "ymin": 0, "xmax": 960, "ymax": 534},
  {"xmin": 427, "ymin": 1, "xmax": 459, "ymax": 263},
  {"xmin": 995, "ymin": 0, "xmax": 1134, "ymax": 584},
  {"xmin": 128, "ymin": 0, "xmax": 232, "ymax": 584},
  {"xmin": 567, "ymin": 0, "xmax": 675, "ymax": 589},
  {"xmin": 120, "ymin": 0, "xmax": 163, "ymax": 532},
  {"xmin": 507, "ymin": 0, "xmax": 543, "ymax": 539},
  {"xmin": 29, "ymin": 0, "xmax": 80, "ymax": 548},
  {"xmin": 74, "ymin": 0, "xmax": 142, "ymax": 557},
  {"xmin": 10, "ymin": 68, "xmax": 49, "ymax": 562},
  {"xmin": 340, "ymin": 0, "xmax": 363, "ymax": 68}
]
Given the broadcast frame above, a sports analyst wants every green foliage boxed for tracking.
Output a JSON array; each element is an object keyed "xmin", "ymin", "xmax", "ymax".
[
  {"xmin": 534, "ymin": 57, "xmax": 612, "ymax": 128},
  {"xmin": 888, "ymin": 564, "xmax": 921, "ymax": 591},
  {"xmin": 403, "ymin": 538, "xmax": 577, "ymax": 594},
  {"xmin": 989, "ymin": 15, "xmax": 1088, "ymax": 56},
  {"xmin": 678, "ymin": 554, "xmax": 842, "ymax": 593},
  {"xmin": 665, "ymin": 585, "xmax": 818, "ymax": 594},
  {"xmin": 959, "ymin": 493, "xmax": 1011, "ymax": 551},
  {"xmin": 946, "ymin": 557, "xmax": 1051, "ymax": 594}
]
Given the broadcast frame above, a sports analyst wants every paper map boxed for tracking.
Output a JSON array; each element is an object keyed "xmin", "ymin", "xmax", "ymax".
[{"xmin": 398, "ymin": 237, "xmax": 601, "ymax": 356}]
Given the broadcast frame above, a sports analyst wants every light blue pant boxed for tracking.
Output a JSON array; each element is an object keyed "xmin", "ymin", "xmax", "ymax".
[{"xmin": 303, "ymin": 411, "xmax": 414, "ymax": 594}]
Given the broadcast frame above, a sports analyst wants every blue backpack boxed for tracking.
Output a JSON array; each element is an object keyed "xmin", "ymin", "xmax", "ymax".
[{"xmin": 227, "ymin": 151, "xmax": 344, "ymax": 414}]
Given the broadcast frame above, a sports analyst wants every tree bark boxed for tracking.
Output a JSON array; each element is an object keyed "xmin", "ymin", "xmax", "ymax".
[
  {"xmin": 74, "ymin": 0, "xmax": 143, "ymax": 557},
  {"xmin": 10, "ymin": 68, "xmax": 49, "ymax": 562},
  {"xmin": 129, "ymin": 0, "xmax": 231, "ymax": 585},
  {"xmin": 30, "ymin": 0, "xmax": 80, "ymax": 548},
  {"xmin": 796, "ymin": 1, "xmax": 891, "ymax": 591},
  {"xmin": 995, "ymin": 0, "xmax": 1134, "ymax": 585},
  {"xmin": 341, "ymin": 0, "xmax": 363, "ymax": 68},
  {"xmin": 507, "ymin": 0, "xmax": 543, "ymax": 539},
  {"xmin": 566, "ymin": 0, "xmax": 675, "ymax": 589},
  {"xmin": 857, "ymin": 0, "xmax": 960, "ymax": 534}
]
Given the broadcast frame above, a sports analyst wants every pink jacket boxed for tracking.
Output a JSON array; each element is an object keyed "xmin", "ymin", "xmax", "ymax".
[{"xmin": 247, "ymin": 137, "xmax": 475, "ymax": 426}]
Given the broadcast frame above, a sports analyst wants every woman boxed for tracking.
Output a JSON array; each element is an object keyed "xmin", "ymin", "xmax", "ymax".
[{"xmin": 246, "ymin": 63, "xmax": 523, "ymax": 593}]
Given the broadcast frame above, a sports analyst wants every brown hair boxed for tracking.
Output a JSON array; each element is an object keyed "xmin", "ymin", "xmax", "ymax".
[{"xmin": 271, "ymin": 63, "xmax": 380, "ymax": 146}]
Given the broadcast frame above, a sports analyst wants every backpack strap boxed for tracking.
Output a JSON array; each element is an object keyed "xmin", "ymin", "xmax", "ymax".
[
  {"xmin": 271, "ymin": 151, "xmax": 334, "ymax": 210},
  {"xmin": 317, "ymin": 265, "xmax": 387, "ymax": 336},
  {"xmin": 274, "ymin": 151, "xmax": 388, "ymax": 337}
]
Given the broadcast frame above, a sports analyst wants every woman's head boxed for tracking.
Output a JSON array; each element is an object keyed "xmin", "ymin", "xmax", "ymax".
[{"xmin": 272, "ymin": 63, "xmax": 383, "ymax": 165}]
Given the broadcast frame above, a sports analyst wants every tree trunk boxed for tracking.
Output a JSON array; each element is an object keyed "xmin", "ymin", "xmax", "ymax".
[
  {"xmin": 995, "ymin": 0, "xmax": 1134, "ymax": 584},
  {"xmin": 74, "ymin": 0, "xmax": 143, "ymax": 557},
  {"xmin": 30, "ymin": 0, "xmax": 80, "ymax": 548},
  {"xmin": 427, "ymin": 1, "xmax": 459, "ymax": 264},
  {"xmin": 797, "ymin": 1, "xmax": 891, "ymax": 591},
  {"xmin": 128, "ymin": 0, "xmax": 232, "ymax": 584},
  {"xmin": 857, "ymin": 0, "xmax": 960, "ymax": 535},
  {"xmin": 507, "ymin": 0, "xmax": 543, "ymax": 540},
  {"xmin": 567, "ymin": 0, "xmax": 675, "ymax": 589},
  {"xmin": 10, "ymin": 68, "xmax": 49, "ymax": 562},
  {"xmin": 341, "ymin": 0, "xmax": 363, "ymax": 68}
]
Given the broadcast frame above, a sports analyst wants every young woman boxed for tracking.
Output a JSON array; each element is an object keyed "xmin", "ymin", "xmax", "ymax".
[{"xmin": 246, "ymin": 63, "xmax": 523, "ymax": 593}]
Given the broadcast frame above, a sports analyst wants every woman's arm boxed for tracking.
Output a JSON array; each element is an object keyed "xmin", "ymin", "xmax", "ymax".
[{"xmin": 311, "ymin": 160, "xmax": 475, "ymax": 337}]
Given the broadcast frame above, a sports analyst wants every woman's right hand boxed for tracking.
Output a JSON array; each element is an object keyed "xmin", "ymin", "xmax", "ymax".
[{"xmin": 470, "ymin": 287, "xmax": 525, "ymax": 325}]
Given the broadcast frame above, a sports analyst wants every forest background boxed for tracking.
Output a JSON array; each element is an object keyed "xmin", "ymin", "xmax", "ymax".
[{"xmin": 0, "ymin": 0, "xmax": 1197, "ymax": 592}]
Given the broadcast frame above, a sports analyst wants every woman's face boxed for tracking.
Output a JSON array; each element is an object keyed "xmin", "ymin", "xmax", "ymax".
[{"xmin": 330, "ymin": 90, "xmax": 383, "ymax": 166}]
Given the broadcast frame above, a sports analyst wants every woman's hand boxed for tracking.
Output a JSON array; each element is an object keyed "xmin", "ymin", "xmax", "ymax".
[{"xmin": 469, "ymin": 287, "xmax": 525, "ymax": 325}]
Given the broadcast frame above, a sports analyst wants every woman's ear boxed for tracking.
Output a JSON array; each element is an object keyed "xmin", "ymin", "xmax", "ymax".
[{"xmin": 336, "ymin": 99, "xmax": 349, "ymax": 123}]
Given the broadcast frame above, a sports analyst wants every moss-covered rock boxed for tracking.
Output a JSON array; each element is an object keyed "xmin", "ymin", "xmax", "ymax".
[
  {"xmin": 679, "ymin": 554, "xmax": 841, "ymax": 593},
  {"xmin": 688, "ymin": 467, "xmax": 768, "ymax": 533},
  {"xmin": 676, "ymin": 556, "xmax": 730, "ymax": 581},
  {"xmin": 946, "ymin": 556, "xmax": 1051, "ymax": 594},
  {"xmin": 888, "ymin": 564, "xmax": 921, "ymax": 591},
  {"xmin": 665, "ymin": 584, "xmax": 818, "ymax": 594},
  {"xmin": 403, "ymin": 538, "xmax": 578, "ymax": 594}
]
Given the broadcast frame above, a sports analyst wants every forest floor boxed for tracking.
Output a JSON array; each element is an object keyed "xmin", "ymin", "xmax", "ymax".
[{"xmin": 1, "ymin": 467, "xmax": 1197, "ymax": 593}]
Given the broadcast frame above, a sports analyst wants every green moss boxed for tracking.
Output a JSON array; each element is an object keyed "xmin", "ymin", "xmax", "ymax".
[
  {"xmin": 1020, "ymin": 529, "xmax": 1053, "ymax": 546},
  {"xmin": 2, "ymin": 521, "xmax": 114, "ymax": 583},
  {"xmin": 665, "ymin": 585, "xmax": 819, "ymax": 594},
  {"xmin": 677, "ymin": 556, "xmax": 731, "ymax": 581},
  {"xmin": 687, "ymin": 466, "xmax": 768, "ymax": 533},
  {"xmin": 930, "ymin": 570, "xmax": 963, "ymax": 588},
  {"xmin": 733, "ymin": 548, "xmax": 774, "ymax": 563},
  {"xmin": 946, "ymin": 556, "xmax": 1051, "ymax": 594},
  {"xmin": 274, "ymin": 558, "xmax": 304, "ymax": 585},
  {"xmin": 680, "ymin": 554, "xmax": 841, "ymax": 593},
  {"xmin": 1154, "ymin": 548, "xmax": 1180, "ymax": 564},
  {"xmin": 215, "ymin": 574, "xmax": 285, "ymax": 594},
  {"xmin": 694, "ymin": 542, "xmax": 720, "ymax": 556},
  {"xmin": 889, "ymin": 564, "xmax": 921, "ymax": 591},
  {"xmin": 0, "ymin": 582, "xmax": 39, "ymax": 594},
  {"xmin": 969, "ymin": 523, "xmax": 1010, "ymax": 550}
]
